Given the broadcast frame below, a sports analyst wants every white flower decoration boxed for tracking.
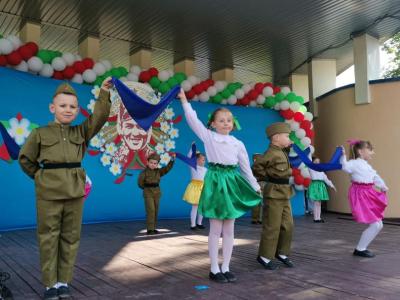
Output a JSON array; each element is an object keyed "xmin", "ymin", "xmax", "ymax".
[
  {"xmin": 160, "ymin": 153, "xmax": 171, "ymax": 165},
  {"xmin": 164, "ymin": 108, "xmax": 175, "ymax": 120},
  {"xmin": 91, "ymin": 86, "xmax": 100, "ymax": 98},
  {"xmin": 169, "ymin": 128, "xmax": 179, "ymax": 139},
  {"xmin": 100, "ymin": 154, "xmax": 112, "ymax": 166},
  {"xmin": 109, "ymin": 161, "xmax": 122, "ymax": 176},
  {"xmin": 8, "ymin": 117, "xmax": 31, "ymax": 145},
  {"xmin": 90, "ymin": 135, "xmax": 102, "ymax": 148},
  {"xmin": 164, "ymin": 139, "xmax": 175, "ymax": 151},
  {"xmin": 155, "ymin": 143, "xmax": 165, "ymax": 154},
  {"xmin": 105, "ymin": 142, "xmax": 117, "ymax": 156},
  {"xmin": 160, "ymin": 121, "xmax": 170, "ymax": 133},
  {"xmin": 87, "ymin": 99, "xmax": 96, "ymax": 113}
]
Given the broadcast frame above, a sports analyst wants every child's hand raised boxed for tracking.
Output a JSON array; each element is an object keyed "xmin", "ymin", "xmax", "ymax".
[
  {"xmin": 177, "ymin": 88, "xmax": 188, "ymax": 103},
  {"xmin": 101, "ymin": 77, "xmax": 113, "ymax": 91}
]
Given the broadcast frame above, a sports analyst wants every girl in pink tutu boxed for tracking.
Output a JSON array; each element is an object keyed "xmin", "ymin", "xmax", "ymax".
[
  {"xmin": 84, "ymin": 175, "xmax": 92, "ymax": 200},
  {"xmin": 341, "ymin": 140, "xmax": 388, "ymax": 258}
]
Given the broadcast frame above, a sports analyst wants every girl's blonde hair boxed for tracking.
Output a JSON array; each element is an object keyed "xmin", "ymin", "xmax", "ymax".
[
  {"xmin": 350, "ymin": 140, "xmax": 373, "ymax": 159},
  {"xmin": 207, "ymin": 108, "xmax": 237, "ymax": 130}
]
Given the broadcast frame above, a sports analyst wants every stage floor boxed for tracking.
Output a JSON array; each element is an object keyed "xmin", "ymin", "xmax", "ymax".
[{"xmin": 1, "ymin": 214, "xmax": 400, "ymax": 299}]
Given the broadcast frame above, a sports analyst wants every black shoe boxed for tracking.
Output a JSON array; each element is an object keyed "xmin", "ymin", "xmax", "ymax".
[
  {"xmin": 251, "ymin": 220, "xmax": 258, "ymax": 224},
  {"xmin": 257, "ymin": 221, "xmax": 263, "ymax": 225},
  {"xmin": 276, "ymin": 255, "xmax": 294, "ymax": 268},
  {"xmin": 223, "ymin": 271, "xmax": 237, "ymax": 283},
  {"xmin": 147, "ymin": 230, "xmax": 155, "ymax": 235},
  {"xmin": 153, "ymin": 229, "xmax": 159, "ymax": 234},
  {"xmin": 209, "ymin": 272, "xmax": 228, "ymax": 283},
  {"xmin": 353, "ymin": 249, "xmax": 375, "ymax": 258},
  {"xmin": 43, "ymin": 288, "xmax": 59, "ymax": 300},
  {"xmin": 190, "ymin": 226, "xmax": 197, "ymax": 230},
  {"xmin": 256, "ymin": 256, "xmax": 279, "ymax": 270},
  {"xmin": 196, "ymin": 224, "xmax": 206, "ymax": 229},
  {"xmin": 313, "ymin": 219, "xmax": 321, "ymax": 223},
  {"xmin": 57, "ymin": 286, "xmax": 71, "ymax": 299}
]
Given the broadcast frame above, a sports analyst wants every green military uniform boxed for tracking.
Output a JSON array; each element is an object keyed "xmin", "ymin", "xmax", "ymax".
[
  {"xmin": 18, "ymin": 83, "xmax": 111, "ymax": 287},
  {"xmin": 138, "ymin": 154, "xmax": 174, "ymax": 231},
  {"xmin": 252, "ymin": 123, "xmax": 295, "ymax": 260}
]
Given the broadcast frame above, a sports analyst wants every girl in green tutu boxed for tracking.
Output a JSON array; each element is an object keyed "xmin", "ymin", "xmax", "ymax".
[
  {"xmin": 307, "ymin": 157, "xmax": 336, "ymax": 223},
  {"xmin": 178, "ymin": 89, "xmax": 262, "ymax": 284}
]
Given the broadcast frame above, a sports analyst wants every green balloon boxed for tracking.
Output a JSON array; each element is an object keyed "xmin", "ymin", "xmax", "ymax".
[
  {"xmin": 289, "ymin": 131, "xmax": 297, "ymax": 141},
  {"xmin": 118, "ymin": 67, "xmax": 128, "ymax": 76},
  {"xmin": 295, "ymin": 96, "xmax": 304, "ymax": 104},
  {"xmin": 213, "ymin": 94, "xmax": 223, "ymax": 104},
  {"xmin": 37, "ymin": 50, "xmax": 52, "ymax": 64},
  {"xmin": 174, "ymin": 72, "xmax": 187, "ymax": 83},
  {"xmin": 299, "ymin": 105, "xmax": 307, "ymax": 113},
  {"xmin": 159, "ymin": 82, "xmax": 170, "ymax": 94},
  {"xmin": 167, "ymin": 77, "xmax": 179, "ymax": 87},
  {"xmin": 54, "ymin": 51, "xmax": 62, "ymax": 58},
  {"xmin": 94, "ymin": 78, "xmax": 102, "ymax": 86},
  {"xmin": 275, "ymin": 92, "xmax": 285, "ymax": 102},
  {"xmin": 149, "ymin": 77, "xmax": 161, "ymax": 88},
  {"xmin": 221, "ymin": 89, "xmax": 231, "ymax": 99},
  {"xmin": 263, "ymin": 96, "xmax": 276, "ymax": 108},
  {"xmin": 227, "ymin": 83, "xmax": 237, "ymax": 94},
  {"xmin": 286, "ymin": 92, "xmax": 297, "ymax": 103},
  {"xmin": 110, "ymin": 68, "xmax": 120, "ymax": 77}
]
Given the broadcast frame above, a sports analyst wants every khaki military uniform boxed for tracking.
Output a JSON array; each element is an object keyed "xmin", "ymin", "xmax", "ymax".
[
  {"xmin": 138, "ymin": 160, "xmax": 174, "ymax": 231},
  {"xmin": 253, "ymin": 143, "xmax": 294, "ymax": 260},
  {"xmin": 19, "ymin": 86, "xmax": 110, "ymax": 287},
  {"xmin": 251, "ymin": 181, "xmax": 266, "ymax": 222}
]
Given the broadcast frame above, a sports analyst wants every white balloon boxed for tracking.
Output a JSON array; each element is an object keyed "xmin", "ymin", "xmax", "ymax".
[
  {"xmin": 14, "ymin": 61, "xmax": 28, "ymax": 72},
  {"xmin": 281, "ymin": 86, "xmax": 291, "ymax": 95},
  {"xmin": 256, "ymin": 95, "xmax": 265, "ymax": 105},
  {"xmin": 71, "ymin": 74, "xmax": 83, "ymax": 84},
  {"xmin": 221, "ymin": 99, "xmax": 228, "ymax": 105},
  {"xmin": 100, "ymin": 59, "xmax": 112, "ymax": 71},
  {"xmin": 300, "ymin": 167, "xmax": 310, "ymax": 178},
  {"xmin": 52, "ymin": 57, "xmax": 66, "ymax": 71},
  {"xmin": 127, "ymin": 72, "xmax": 138, "ymax": 82},
  {"xmin": 304, "ymin": 112, "xmax": 313, "ymax": 121},
  {"xmin": 207, "ymin": 86, "xmax": 217, "ymax": 97},
  {"xmin": 158, "ymin": 70, "xmax": 170, "ymax": 81},
  {"xmin": 294, "ymin": 184, "xmax": 304, "ymax": 191},
  {"xmin": 295, "ymin": 128, "xmax": 306, "ymax": 139},
  {"xmin": 309, "ymin": 145, "xmax": 315, "ymax": 154},
  {"xmin": 181, "ymin": 80, "xmax": 192, "ymax": 92},
  {"xmin": 82, "ymin": 69, "xmax": 96, "ymax": 83},
  {"xmin": 120, "ymin": 76, "xmax": 128, "ymax": 82},
  {"xmin": 301, "ymin": 137, "xmax": 311, "ymax": 147},
  {"xmin": 191, "ymin": 96, "xmax": 199, "ymax": 102},
  {"xmin": 62, "ymin": 52, "xmax": 75, "ymax": 66},
  {"xmin": 187, "ymin": 75, "xmax": 198, "ymax": 85},
  {"xmin": 130, "ymin": 65, "xmax": 141, "ymax": 75},
  {"xmin": 39, "ymin": 64, "xmax": 54, "ymax": 77},
  {"xmin": 227, "ymin": 95, "xmax": 237, "ymax": 105},
  {"xmin": 0, "ymin": 38, "xmax": 13, "ymax": 55},
  {"xmin": 75, "ymin": 54, "xmax": 82, "ymax": 61},
  {"xmin": 280, "ymin": 100, "xmax": 290, "ymax": 110},
  {"xmin": 215, "ymin": 81, "xmax": 226, "ymax": 92},
  {"xmin": 289, "ymin": 102, "xmax": 301, "ymax": 112},
  {"xmin": 7, "ymin": 35, "xmax": 22, "ymax": 50},
  {"xmin": 262, "ymin": 86, "xmax": 273, "ymax": 97},
  {"xmin": 235, "ymin": 88, "xmax": 245, "ymax": 99},
  {"xmin": 249, "ymin": 82, "xmax": 256, "ymax": 88},
  {"xmin": 249, "ymin": 100, "xmax": 257, "ymax": 107},
  {"xmin": 27, "ymin": 57, "xmax": 43, "ymax": 73},
  {"xmin": 289, "ymin": 176, "xmax": 294, "ymax": 185},
  {"xmin": 93, "ymin": 62, "xmax": 106, "ymax": 76},
  {"xmin": 290, "ymin": 122, "xmax": 300, "ymax": 131},
  {"xmin": 167, "ymin": 69, "xmax": 174, "ymax": 77},
  {"xmin": 242, "ymin": 84, "xmax": 251, "ymax": 93},
  {"xmin": 199, "ymin": 91, "xmax": 210, "ymax": 102},
  {"xmin": 288, "ymin": 148, "xmax": 297, "ymax": 157},
  {"xmin": 273, "ymin": 103, "xmax": 280, "ymax": 110}
]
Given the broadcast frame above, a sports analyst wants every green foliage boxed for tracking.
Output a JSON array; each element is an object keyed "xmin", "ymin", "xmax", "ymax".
[{"xmin": 383, "ymin": 32, "xmax": 400, "ymax": 78}]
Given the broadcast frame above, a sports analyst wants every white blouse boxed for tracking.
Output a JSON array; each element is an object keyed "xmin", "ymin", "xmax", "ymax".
[
  {"xmin": 187, "ymin": 147, "xmax": 208, "ymax": 181},
  {"xmin": 309, "ymin": 169, "xmax": 335, "ymax": 188},
  {"xmin": 340, "ymin": 156, "xmax": 388, "ymax": 191},
  {"xmin": 182, "ymin": 103, "xmax": 260, "ymax": 191}
]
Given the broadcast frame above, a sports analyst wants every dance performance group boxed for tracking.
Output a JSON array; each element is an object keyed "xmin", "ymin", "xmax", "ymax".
[{"xmin": 17, "ymin": 79, "xmax": 389, "ymax": 299}]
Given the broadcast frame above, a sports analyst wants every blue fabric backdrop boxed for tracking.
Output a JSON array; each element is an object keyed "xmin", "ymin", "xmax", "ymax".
[{"xmin": 0, "ymin": 67, "xmax": 304, "ymax": 231}]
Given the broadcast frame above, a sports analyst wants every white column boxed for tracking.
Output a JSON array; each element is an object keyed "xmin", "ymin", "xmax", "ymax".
[
  {"xmin": 289, "ymin": 73, "xmax": 309, "ymax": 102},
  {"xmin": 20, "ymin": 21, "xmax": 41, "ymax": 43},
  {"xmin": 78, "ymin": 35, "xmax": 100, "ymax": 60},
  {"xmin": 212, "ymin": 67, "xmax": 234, "ymax": 82},
  {"xmin": 130, "ymin": 48, "xmax": 152, "ymax": 69}
]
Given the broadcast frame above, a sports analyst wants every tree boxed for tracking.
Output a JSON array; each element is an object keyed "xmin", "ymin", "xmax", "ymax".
[{"xmin": 383, "ymin": 32, "xmax": 400, "ymax": 78}]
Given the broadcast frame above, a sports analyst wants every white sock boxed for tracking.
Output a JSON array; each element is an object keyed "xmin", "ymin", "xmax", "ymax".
[
  {"xmin": 313, "ymin": 201, "xmax": 321, "ymax": 220},
  {"xmin": 197, "ymin": 214, "xmax": 203, "ymax": 226},
  {"xmin": 190, "ymin": 205, "xmax": 198, "ymax": 227},
  {"xmin": 57, "ymin": 282, "xmax": 68, "ymax": 288},
  {"xmin": 209, "ymin": 219, "xmax": 223, "ymax": 274},
  {"xmin": 356, "ymin": 221, "xmax": 383, "ymax": 251},
  {"xmin": 260, "ymin": 256, "xmax": 271, "ymax": 264},
  {"xmin": 221, "ymin": 219, "xmax": 235, "ymax": 273},
  {"xmin": 278, "ymin": 254, "xmax": 287, "ymax": 259}
]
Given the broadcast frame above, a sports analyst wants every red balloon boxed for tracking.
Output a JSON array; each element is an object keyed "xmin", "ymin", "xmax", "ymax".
[
  {"xmin": 148, "ymin": 67, "xmax": 158, "ymax": 77},
  {"xmin": 0, "ymin": 55, "xmax": 7, "ymax": 66},
  {"xmin": 294, "ymin": 175, "xmax": 304, "ymax": 185},
  {"xmin": 306, "ymin": 129, "xmax": 315, "ymax": 138},
  {"xmin": 300, "ymin": 120, "xmax": 312, "ymax": 130},
  {"xmin": 6, "ymin": 51, "xmax": 22, "ymax": 66},
  {"xmin": 82, "ymin": 58, "xmax": 94, "ymax": 69},
  {"xmin": 73, "ymin": 61, "xmax": 85, "ymax": 74},
  {"xmin": 25, "ymin": 42, "xmax": 39, "ymax": 55},
  {"xmin": 206, "ymin": 79, "xmax": 214, "ymax": 86},
  {"xmin": 235, "ymin": 99, "xmax": 242, "ymax": 106},
  {"xmin": 286, "ymin": 109, "xmax": 294, "ymax": 119},
  {"xmin": 62, "ymin": 66, "xmax": 75, "ymax": 79},
  {"xmin": 248, "ymin": 90, "xmax": 258, "ymax": 100},
  {"xmin": 241, "ymin": 96, "xmax": 251, "ymax": 106},
  {"xmin": 139, "ymin": 71, "xmax": 151, "ymax": 82},
  {"xmin": 273, "ymin": 86, "xmax": 281, "ymax": 94},
  {"xmin": 186, "ymin": 90, "xmax": 195, "ymax": 99},
  {"xmin": 18, "ymin": 45, "xmax": 33, "ymax": 60},
  {"xmin": 292, "ymin": 168, "xmax": 301, "ymax": 176},
  {"xmin": 193, "ymin": 84, "xmax": 203, "ymax": 95},
  {"xmin": 255, "ymin": 83, "xmax": 264, "ymax": 92},
  {"xmin": 53, "ymin": 70, "xmax": 64, "ymax": 80},
  {"xmin": 303, "ymin": 178, "xmax": 311, "ymax": 187},
  {"xmin": 265, "ymin": 82, "xmax": 273, "ymax": 87},
  {"xmin": 293, "ymin": 112, "xmax": 304, "ymax": 122}
]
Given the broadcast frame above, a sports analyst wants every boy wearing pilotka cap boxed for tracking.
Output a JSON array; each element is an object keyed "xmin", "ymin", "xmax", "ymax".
[
  {"xmin": 252, "ymin": 122, "xmax": 295, "ymax": 270},
  {"xmin": 19, "ymin": 78, "xmax": 112, "ymax": 300}
]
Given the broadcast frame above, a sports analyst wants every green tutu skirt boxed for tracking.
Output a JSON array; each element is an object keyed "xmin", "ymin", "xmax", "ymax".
[
  {"xmin": 198, "ymin": 163, "xmax": 262, "ymax": 219},
  {"xmin": 307, "ymin": 180, "xmax": 329, "ymax": 201}
]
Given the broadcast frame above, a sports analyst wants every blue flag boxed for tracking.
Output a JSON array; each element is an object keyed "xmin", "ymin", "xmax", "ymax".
[
  {"xmin": 0, "ymin": 122, "xmax": 20, "ymax": 160},
  {"xmin": 112, "ymin": 77, "xmax": 180, "ymax": 131},
  {"xmin": 175, "ymin": 143, "xmax": 197, "ymax": 170},
  {"xmin": 292, "ymin": 144, "xmax": 342, "ymax": 172}
]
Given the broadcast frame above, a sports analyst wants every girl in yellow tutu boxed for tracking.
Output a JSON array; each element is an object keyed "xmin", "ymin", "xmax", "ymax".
[{"xmin": 183, "ymin": 146, "xmax": 207, "ymax": 230}]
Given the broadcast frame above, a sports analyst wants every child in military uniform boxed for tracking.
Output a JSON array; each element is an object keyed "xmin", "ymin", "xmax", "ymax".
[
  {"xmin": 19, "ymin": 78, "xmax": 112, "ymax": 300},
  {"xmin": 252, "ymin": 122, "xmax": 295, "ymax": 270},
  {"xmin": 138, "ymin": 153, "xmax": 175, "ymax": 235},
  {"xmin": 251, "ymin": 153, "xmax": 265, "ymax": 224}
]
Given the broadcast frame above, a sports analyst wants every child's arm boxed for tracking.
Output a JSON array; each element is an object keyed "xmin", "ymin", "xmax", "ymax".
[
  {"xmin": 322, "ymin": 173, "xmax": 336, "ymax": 191},
  {"xmin": 80, "ymin": 77, "xmax": 112, "ymax": 141},
  {"xmin": 373, "ymin": 174, "xmax": 388, "ymax": 192},
  {"xmin": 340, "ymin": 146, "xmax": 353, "ymax": 174},
  {"xmin": 238, "ymin": 142, "xmax": 261, "ymax": 192},
  {"xmin": 138, "ymin": 171, "xmax": 145, "ymax": 189},
  {"xmin": 177, "ymin": 89, "xmax": 209, "ymax": 142},
  {"xmin": 18, "ymin": 129, "xmax": 40, "ymax": 179},
  {"xmin": 160, "ymin": 155, "xmax": 175, "ymax": 176}
]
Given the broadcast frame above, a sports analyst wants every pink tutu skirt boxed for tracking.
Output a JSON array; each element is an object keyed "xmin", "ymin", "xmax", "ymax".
[{"xmin": 348, "ymin": 182, "xmax": 387, "ymax": 224}]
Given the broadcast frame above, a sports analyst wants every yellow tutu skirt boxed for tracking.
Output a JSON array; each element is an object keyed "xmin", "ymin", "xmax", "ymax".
[{"xmin": 183, "ymin": 179, "xmax": 204, "ymax": 205}]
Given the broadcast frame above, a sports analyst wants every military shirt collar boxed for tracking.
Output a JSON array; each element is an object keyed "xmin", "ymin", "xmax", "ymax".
[{"xmin": 48, "ymin": 122, "xmax": 71, "ymax": 128}]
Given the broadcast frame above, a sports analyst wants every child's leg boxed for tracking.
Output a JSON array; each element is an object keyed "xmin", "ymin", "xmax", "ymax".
[
  {"xmin": 313, "ymin": 201, "xmax": 321, "ymax": 220},
  {"xmin": 251, "ymin": 205, "xmax": 260, "ymax": 222},
  {"xmin": 356, "ymin": 220, "xmax": 383, "ymax": 251},
  {"xmin": 58, "ymin": 197, "xmax": 84, "ymax": 285},
  {"xmin": 197, "ymin": 213, "xmax": 203, "ymax": 226},
  {"xmin": 190, "ymin": 205, "xmax": 198, "ymax": 227},
  {"xmin": 144, "ymin": 190, "xmax": 156, "ymax": 231},
  {"xmin": 209, "ymin": 219, "xmax": 223, "ymax": 274},
  {"xmin": 36, "ymin": 199, "xmax": 64, "ymax": 287},
  {"xmin": 221, "ymin": 219, "xmax": 235, "ymax": 273},
  {"xmin": 276, "ymin": 200, "xmax": 293, "ymax": 257},
  {"xmin": 153, "ymin": 190, "xmax": 161, "ymax": 229}
]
